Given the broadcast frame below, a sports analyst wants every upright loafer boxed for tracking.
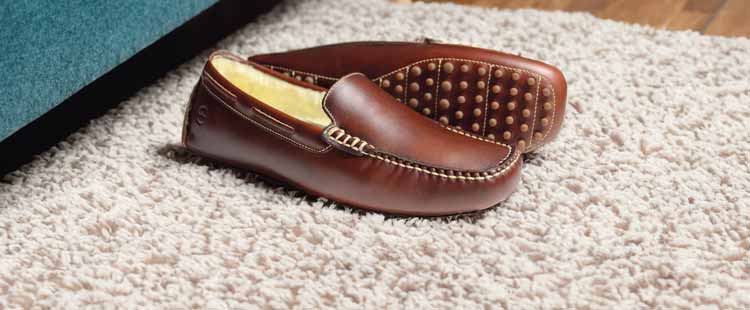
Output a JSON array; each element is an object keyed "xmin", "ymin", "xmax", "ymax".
[
  {"xmin": 249, "ymin": 40, "xmax": 567, "ymax": 153},
  {"xmin": 182, "ymin": 51, "xmax": 522, "ymax": 216}
]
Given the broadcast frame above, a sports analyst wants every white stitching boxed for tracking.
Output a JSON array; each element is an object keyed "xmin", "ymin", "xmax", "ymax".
[
  {"xmin": 365, "ymin": 150, "xmax": 520, "ymax": 181},
  {"xmin": 252, "ymin": 107, "xmax": 294, "ymax": 131},
  {"xmin": 204, "ymin": 74, "xmax": 237, "ymax": 99},
  {"xmin": 528, "ymin": 76, "xmax": 557, "ymax": 150},
  {"xmin": 433, "ymin": 59, "xmax": 442, "ymax": 119},
  {"xmin": 267, "ymin": 65, "xmax": 339, "ymax": 81},
  {"xmin": 325, "ymin": 126, "xmax": 373, "ymax": 153},
  {"xmin": 442, "ymin": 125, "xmax": 513, "ymax": 165},
  {"xmin": 321, "ymin": 73, "xmax": 517, "ymax": 181},
  {"xmin": 402, "ymin": 68, "xmax": 408, "ymax": 104},
  {"xmin": 321, "ymin": 72, "xmax": 364, "ymax": 126},
  {"xmin": 528, "ymin": 73, "xmax": 541, "ymax": 146},
  {"xmin": 480, "ymin": 65, "xmax": 492, "ymax": 136},
  {"xmin": 200, "ymin": 77, "xmax": 331, "ymax": 153},
  {"xmin": 373, "ymin": 58, "xmax": 540, "ymax": 82}
]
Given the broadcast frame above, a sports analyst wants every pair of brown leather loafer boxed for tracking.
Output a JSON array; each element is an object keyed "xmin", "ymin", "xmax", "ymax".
[{"xmin": 182, "ymin": 41, "xmax": 567, "ymax": 216}]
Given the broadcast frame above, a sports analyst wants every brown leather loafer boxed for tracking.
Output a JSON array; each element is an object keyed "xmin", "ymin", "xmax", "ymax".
[
  {"xmin": 182, "ymin": 51, "xmax": 522, "ymax": 216},
  {"xmin": 249, "ymin": 41, "xmax": 567, "ymax": 153}
]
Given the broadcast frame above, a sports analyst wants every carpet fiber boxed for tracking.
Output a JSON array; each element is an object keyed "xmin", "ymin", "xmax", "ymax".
[{"xmin": 2, "ymin": 0, "xmax": 749, "ymax": 308}]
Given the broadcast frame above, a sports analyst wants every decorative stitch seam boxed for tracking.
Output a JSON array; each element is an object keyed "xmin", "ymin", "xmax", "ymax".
[
  {"xmin": 481, "ymin": 65, "xmax": 492, "ymax": 136},
  {"xmin": 326, "ymin": 125, "xmax": 519, "ymax": 181},
  {"xmin": 320, "ymin": 72, "xmax": 364, "ymax": 125},
  {"xmin": 326, "ymin": 125, "xmax": 521, "ymax": 181},
  {"xmin": 201, "ymin": 77, "xmax": 331, "ymax": 153},
  {"xmin": 252, "ymin": 107, "xmax": 294, "ymax": 131},
  {"xmin": 324, "ymin": 126, "xmax": 374, "ymax": 154},
  {"xmin": 402, "ymin": 68, "xmax": 409, "ymax": 104},
  {"xmin": 528, "ymin": 76, "xmax": 556, "ymax": 151},
  {"xmin": 268, "ymin": 58, "xmax": 543, "ymax": 87},
  {"xmin": 441, "ymin": 126, "xmax": 513, "ymax": 164},
  {"xmin": 528, "ymin": 73, "xmax": 541, "ymax": 146},
  {"xmin": 374, "ymin": 58, "xmax": 540, "ymax": 82},
  {"xmin": 365, "ymin": 150, "xmax": 520, "ymax": 181},
  {"xmin": 433, "ymin": 59, "xmax": 442, "ymax": 119},
  {"xmin": 204, "ymin": 74, "xmax": 236, "ymax": 98}
]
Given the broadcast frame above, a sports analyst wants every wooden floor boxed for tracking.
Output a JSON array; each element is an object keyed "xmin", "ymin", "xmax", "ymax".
[{"xmin": 401, "ymin": 0, "xmax": 750, "ymax": 37}]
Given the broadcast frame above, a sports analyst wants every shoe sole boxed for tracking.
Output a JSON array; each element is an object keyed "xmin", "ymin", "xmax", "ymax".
[{"xmin": 267, "ymin": 58, "xmax": 559, "ymax": 152}]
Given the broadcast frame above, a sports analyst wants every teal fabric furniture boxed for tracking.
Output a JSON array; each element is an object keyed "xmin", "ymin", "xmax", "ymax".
[{"xmin": 0, "ymin": 0, "xmax": 219, "ymax": 141}]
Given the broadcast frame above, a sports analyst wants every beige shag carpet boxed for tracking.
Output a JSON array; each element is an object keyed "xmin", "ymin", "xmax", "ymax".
[{"xmin": 2, "ymin": 0, "xmax": 750, "ymax": 308}]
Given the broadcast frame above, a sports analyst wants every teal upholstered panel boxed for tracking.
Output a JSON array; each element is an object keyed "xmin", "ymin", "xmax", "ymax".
[{"xmin": 0, "ymin": 0, "xmax": 218, "ymax": 141}]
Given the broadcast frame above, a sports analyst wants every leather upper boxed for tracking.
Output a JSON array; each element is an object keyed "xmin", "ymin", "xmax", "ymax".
[
  {"xmin": 249, "ymin": 41, "xmax": 567, "ymax": 152},
  {"xmin": 182, "ymin": 51, "xmax": 522, "ymax": 216},
  {"xmin": 323, "ymin": 73, "xmax": 510, "ymax": 172}
]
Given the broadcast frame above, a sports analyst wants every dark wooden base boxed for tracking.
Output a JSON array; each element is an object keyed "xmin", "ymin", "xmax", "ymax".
[{"xmin": 0, "ymin": 0, "xmax": 278, "ymax": 176}]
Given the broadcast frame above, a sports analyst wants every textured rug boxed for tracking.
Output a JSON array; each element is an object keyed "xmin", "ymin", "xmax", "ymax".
[{"xmin": 2, "ymin": 0, "xmax": 750, "ymax": 308}]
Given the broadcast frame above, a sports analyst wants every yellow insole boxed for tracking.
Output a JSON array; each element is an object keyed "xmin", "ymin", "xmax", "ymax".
[{"xmin": 211, "ymin": 56, "xmax": 331, "ymax": 127}]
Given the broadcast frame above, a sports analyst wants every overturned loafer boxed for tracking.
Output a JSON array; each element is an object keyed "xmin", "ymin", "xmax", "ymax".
[
  {"xmin": 249, "ymin": 40, "xmax": 567, "ymax": 153},
  {"xmin": 182, "ymin": 51, "xmax": 522, "ymax": 216}
]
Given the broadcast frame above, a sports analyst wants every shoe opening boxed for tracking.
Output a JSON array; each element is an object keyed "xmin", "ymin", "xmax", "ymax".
[{"xmin": 210, "ymin": 55, "xmax": 331, "ymax": 127}]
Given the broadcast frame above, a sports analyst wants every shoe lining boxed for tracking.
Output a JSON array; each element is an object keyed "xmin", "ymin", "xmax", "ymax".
[{"xmin": 211, "ymin": 56, "xmax": 331, "ymax": 127}]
